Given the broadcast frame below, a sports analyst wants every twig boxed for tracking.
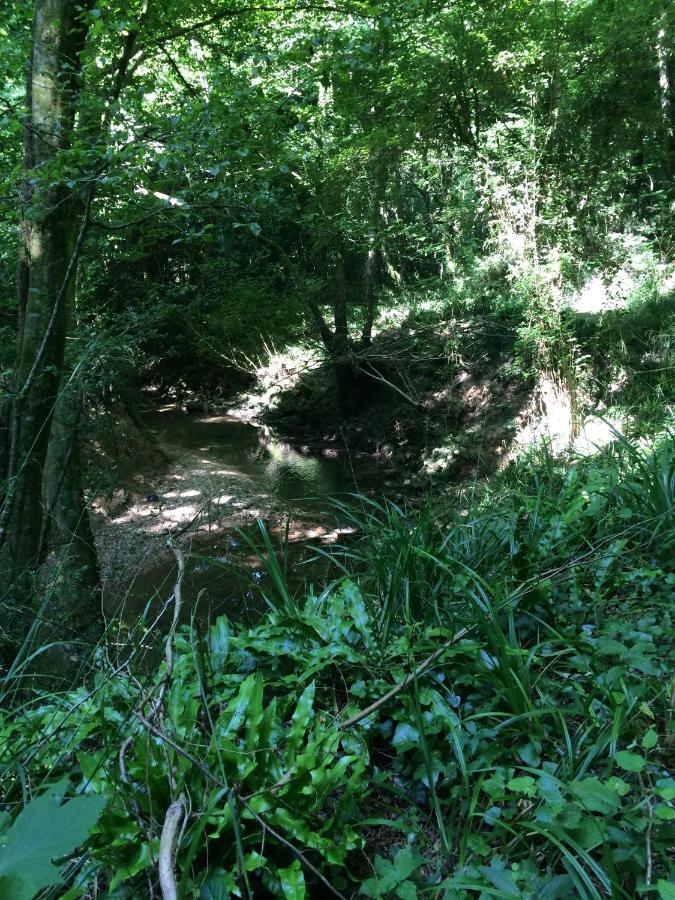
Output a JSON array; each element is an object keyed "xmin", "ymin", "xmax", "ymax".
[
  {"xmin": 340, "ymin": 626, "xmax": 470, "ymax": 729},
  {"xmin": 239, "ymin": 796, "xmax": 347, "ymax": 900},
  {"xmin": 136, "ymin": 713, "xmax": 225, "ymax": 789},
  {"xmin": 146, "ymin": 538, "xmax": 185, "ymax": 717},
  {"xmin": 645, "ymin": 796, "xmax": 654, "ymax": 885},
  {"xmin": 158, "ymin": 794, "xmax": 187, "ymax": 900}
]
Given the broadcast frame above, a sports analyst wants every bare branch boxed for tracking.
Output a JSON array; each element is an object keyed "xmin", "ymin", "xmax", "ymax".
[{"xmin": 158, "ymin": 794, "xmax": 187, "ymax": 900}]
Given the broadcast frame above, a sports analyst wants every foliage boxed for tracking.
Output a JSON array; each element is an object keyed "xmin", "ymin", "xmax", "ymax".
[
  {"xmin": 0, "ymin": 0, "xmax": 674, "ymax": 893},
  {"xmin": 0, "ymin": 780, "xmax": 105, "ymax": 899},
  {"xmin": 1, "ymin": 436, "xmax": 673, "ymax": 897}
]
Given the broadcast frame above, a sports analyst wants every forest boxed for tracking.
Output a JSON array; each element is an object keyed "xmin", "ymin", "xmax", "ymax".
[{"xmin": 0, "ymin": 0, "xmax": 674, "ymax": 897}]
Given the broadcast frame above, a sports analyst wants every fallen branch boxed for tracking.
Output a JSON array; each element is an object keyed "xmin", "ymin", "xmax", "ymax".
[
  {"xmin": 340, "ymin": 625, "xmax": 470, "ymax": 729},
  {"xmin": 158, "ymin": 794, "xmax": 187, "ymax": 900}
]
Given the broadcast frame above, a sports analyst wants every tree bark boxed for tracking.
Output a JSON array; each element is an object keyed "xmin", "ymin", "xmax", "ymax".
[
  {"xmin": 657, "ymin": 5, "xmax": 675, "ymax": 182},
  {"xmin": 0, "ymin": 1, "xmax": 89, "ymax": 584},
  {"xmin": 39, "ymin": 385, "xmax": 101, "ymax": 640}
]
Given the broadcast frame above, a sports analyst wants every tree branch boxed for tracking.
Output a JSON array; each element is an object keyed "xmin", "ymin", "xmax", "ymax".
[{"xmin": 146, "ymin": 4, "xmax": 350, "ymax": 48}]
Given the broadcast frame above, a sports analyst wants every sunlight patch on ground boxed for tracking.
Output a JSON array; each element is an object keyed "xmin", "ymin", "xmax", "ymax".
[
  {"xmin": 573, "ymin": 415, "xmax": 626, "ymax": 456},
  {"xmin": 161, "ymin": 504, "xmax": 200, "ymax": 522},
  {"xmin": 512, "ymin": 374, "xmax": 574, "ymax": 455},
  {"xmin": 163, "ymin": 489, "xmax": 202, "ymax": 498}
]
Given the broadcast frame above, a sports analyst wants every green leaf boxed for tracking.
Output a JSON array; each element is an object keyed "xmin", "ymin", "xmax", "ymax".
[
  {"xmin": 397, "ymin": 881, "xmax": 418, "ymax": 900},
  {"xmin": 642, "ymin": 729, "xmax": 658, "ymax": 750},
  {"xmin": 570, "ymin": 777, "xmax": 621, "ymax": 815},
  {"xmin": 656, "ymin": 881, "xmax": 675, "ymax": 900},
  {"xmin": 392, "ymin": 722, "xmax": 419, "ymax": 747},
  {"xmin": 361, "ymin": 847, "xmax": 423, "ymax": 898},
  {"xmin": 391, "ymin": 847, "xmax": 422, "ymax": 882},
  {"xmin": 278, "ymin": 859, "xmax": 306, "ymax": 899},
  {"xmin": 109, "ymin": 840, "xmax": 155, "ymax": 891},
  {"xmin": 209, "ymin": 617, "xmax": 230, "ymax": 669},
  {"xmin": 507, "ymin": 776, "xmax": 537, "ymax": 797},
  {"xmin": 654, "ymin": 805, "xmax": 675, "ymax": 821},
  {"xmin": 614, "ymin": 750, "xmax": 646, "ymax": 773},
  {"xmin": 286, "ymin": 682, "xmax": 315, "ymax": 762},
  {"xmin": 655, "ymin": 779, "xmax": 675, "ymax": 802},
  {"xmin": 0, "ymin": 780, "xmax": 106, "ymax": 900},
  {"xmin": 199, "ymin": 869, "xmax": 238, "ymax": 899}
]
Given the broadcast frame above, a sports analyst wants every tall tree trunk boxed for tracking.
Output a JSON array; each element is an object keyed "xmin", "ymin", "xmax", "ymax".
[
  {"xmin": 657, "ymin": 5, "xmax": 675, "ymax": 182},
  {"xmin": 0, "ymin": 1, "xmax": 89, "ymax": 582},
  {"xmin": 40, "ymin": 385, "xmax": 101, "ymax": 640},
  {"xmin": 330, "ymin": 252, "xmax": 357, "ymax": 412},
  {"xmin": 361, "ymin": 156, "xmax": 388, "ymax": 349}
]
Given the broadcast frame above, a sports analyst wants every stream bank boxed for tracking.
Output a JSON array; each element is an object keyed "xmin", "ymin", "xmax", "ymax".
[{"xmin": 92, "ymin": 403, "xmax": 393, "ymax": 623}]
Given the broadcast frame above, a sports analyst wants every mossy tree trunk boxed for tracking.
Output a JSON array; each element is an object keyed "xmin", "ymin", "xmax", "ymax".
[{"xmin": 0, "ymin": 1, "xmax": 90, "ymax": 584}]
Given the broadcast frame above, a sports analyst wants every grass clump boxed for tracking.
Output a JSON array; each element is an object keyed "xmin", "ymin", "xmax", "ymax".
[{"xmin": 0, "ymin": 437, "xmax": 673, "ymax": 898}]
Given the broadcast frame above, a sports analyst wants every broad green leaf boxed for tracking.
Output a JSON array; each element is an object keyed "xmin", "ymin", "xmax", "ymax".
[
  {"xmin": 0, "ymin": 780, "xmax": 106, "ymax": 900},
  {"xmin": 507, "ymin": 776, "xmax": 537, "ymax": 797},
  {"xmin": 244, "ymin": 672, "xmax": 265, "ymax": 753},
  {"xmin": 392, "ymin": 722, "xmax": 419, "ymax": 747},
  {"xmin": 391, "ymin": 847, "xmax": 421, "ymax": 882},
  {"xmin": 397, "ymin": 881, "xmax": 418, "ymax": 900},
  {"xmin": 109, "ymin": 840, "xmax": 156, "ymax": 891},
  {"xmin": 286, "ymin": 682, "xmax": 315, "ymax": 761},
  {"xmin": 220, "ymin": 673, "xmax": 260, "ymax": 736},
  {"xmin": 655, "ymin": 779, "xmax": 675, "ymax": 802},
  {"xmin": 614, "ymin": 750, "xmax": 646, "ymax": 773},
  {"xmin": 570, "ymin": 777, "xmax": 621, "ymax": 815},
  {"xmin": 199, "ymin": 868, "xmax": 238, "ymax": 899},
  {"xmin": 654, "ymin": 805, "xmax": 675, "ymax": 821},
  {"xmin": 642, "ymin": 729, "xmax": 658, "ymax": 750},
  {"xmin": 656, "ymin": 881, "xmax": 675, "ymax": 900},
  {"xmin": 209, "ymin": 617, "xmax": 230, "ymax": 669}
]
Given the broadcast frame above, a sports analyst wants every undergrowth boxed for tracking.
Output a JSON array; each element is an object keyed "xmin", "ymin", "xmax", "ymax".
[{"xmin": 0, "ymin": 437, "xmax": 674, "ymax": 899}]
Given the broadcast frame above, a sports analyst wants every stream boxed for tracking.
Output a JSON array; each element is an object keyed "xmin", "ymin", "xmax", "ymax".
[{"xmin": 100, "ymin": 406, "xmax": 392, "ymax": 629}]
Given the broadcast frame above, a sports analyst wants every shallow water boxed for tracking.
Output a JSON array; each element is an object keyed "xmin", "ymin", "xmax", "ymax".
[
  {"xmin": 143, "ymin": 408, "xmax": 383, "ymax": 502},
  {"xmin": 105, "ymin": 408, "xmax": 389, "ymax": 635}
]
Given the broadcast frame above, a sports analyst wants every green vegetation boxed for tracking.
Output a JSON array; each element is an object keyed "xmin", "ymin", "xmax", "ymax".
[
  {"xmin": 0, "ymin": 0, "xmax": 673, "ymax": 897},
  {"xmin": 2, "ymin": 441, "xmax": 674, "ymax": 897}
]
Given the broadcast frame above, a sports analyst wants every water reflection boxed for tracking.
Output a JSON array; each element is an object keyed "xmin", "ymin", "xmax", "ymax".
[{"xmin": 143, "ymin": 409, "xmax": 378, "ymax": 502}]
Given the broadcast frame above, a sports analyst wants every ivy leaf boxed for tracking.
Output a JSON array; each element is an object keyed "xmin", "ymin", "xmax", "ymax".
[
  {"xmin": 0, "ymin": 779, "xmax": 106, "ymax": 900},
  {"xmin": 614, "ymin": 750, "xmax": 646, "ymax": 773}
]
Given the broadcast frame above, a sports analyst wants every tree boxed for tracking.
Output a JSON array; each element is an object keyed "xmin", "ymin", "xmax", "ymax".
[{"xmin": 0, "ymin": 1, "xmax": 93, "ymax": 585}]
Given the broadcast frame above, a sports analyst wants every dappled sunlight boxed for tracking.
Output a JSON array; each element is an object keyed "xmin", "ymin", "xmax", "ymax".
[
  {"xmin": 162, "ymin": 489, "xmax": 201, "ymax": 499},
  {"xmin": 160, "ymin": 504, "xmax": 200, "ymax": 523},
  {"xmin": 95, "ymin": 407, "xmax": 388, "ymax": 591},
  {"xmin": 574, "ymin": 414, "xmax": 627, "ymax": 456}
]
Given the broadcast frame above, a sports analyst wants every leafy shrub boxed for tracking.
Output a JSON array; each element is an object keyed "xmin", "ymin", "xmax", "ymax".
[{"xmin": 0, "ymin": 437, "xmax": 673, "ymax": 897}]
